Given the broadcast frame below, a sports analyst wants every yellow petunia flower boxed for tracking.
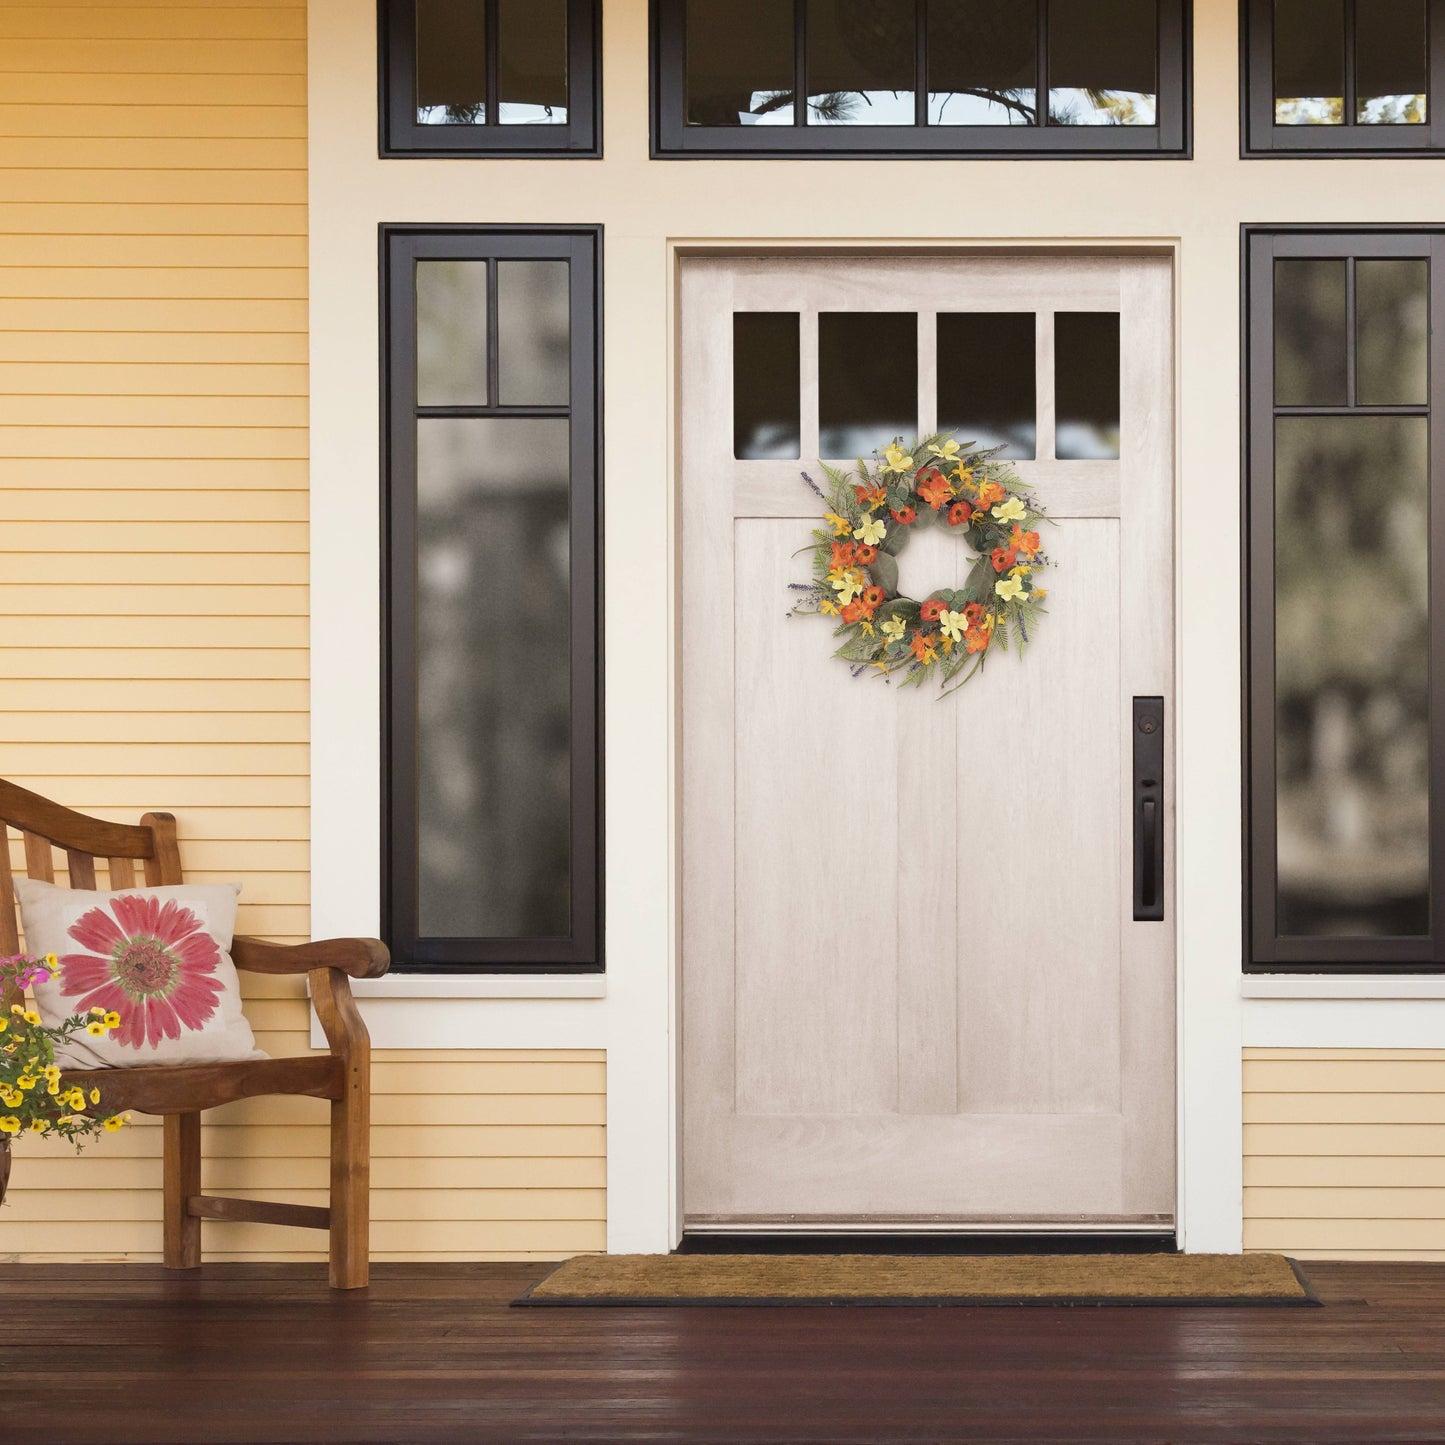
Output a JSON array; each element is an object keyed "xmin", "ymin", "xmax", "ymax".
[
  {"xmin": 103, "ymin": 1013, "xmax": 121, "ymax": 1029},
  {"xmin": 0, "ymin": 1117, "xmax": 18, "ymax": 1135},
  {"xmin": 103, "ymin": 1116, "xmax": 126, "ymax": 1132},
  {"xmin": 21, "ymin": 1011, "xmax": 40, "ymax": 1027},
  {"xmin": 89, "ymin": 1007, "xmax": 107, "ymax": 1018},
  {"xmin": 86, "ymin": 1022, "xmax": 106, "ymax": 1037},
  {"xmin": 938, "ymin": 609, "xmax": 968, "ymax": 644},
  {"xmin": 10, "ymin": 1003, "xmax": 23, "ymax": 1015},
  {"xmin": 880, "ymin": 615, "xmax": 907, "ymax": 644},
  {"xmin": 882, "ymin": 444, "xmax": 914, "ymax": 475},
  {"xmin": 16, "ymin": 1075, "xmax": 36, "ymax": 1091},
  {"xmin": 43, "ymin": 1064, "xmax": 60, "ymax": 1080},
  {"xmin": 29, "ymin": 1118, "xmax": 49, "ymax": 1134},
  {"xmin": 90, "ymin": 1088, "xmax": 101, "ymax": 1105},
  {"xmin": 853, "ymin": 517, "xmax": 886, "ymax": 548},
  {"xmin": 929, "ymin": 439, "xmax": 962, "ymax": 462},
  {"xmin": 995, "ymin": 576, "xmax": 1025, "ymax": 604},
  {"xmin": 991, "ymin": 496, "xmax": 1027, "ymax": 525}
]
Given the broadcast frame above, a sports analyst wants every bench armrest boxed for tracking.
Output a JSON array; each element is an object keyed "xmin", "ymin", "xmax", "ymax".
[{"xmin": 232, "ymin": 935, "xmax": 390, "ymax": 980}]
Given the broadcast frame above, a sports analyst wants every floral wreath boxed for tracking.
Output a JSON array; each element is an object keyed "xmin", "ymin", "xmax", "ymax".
[{"xmin": 791, "ymin": 435, "xmax": 1052, "ymax": 697}]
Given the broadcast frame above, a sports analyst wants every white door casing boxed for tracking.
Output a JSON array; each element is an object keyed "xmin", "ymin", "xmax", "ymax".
[{"xmin": 681, "ymin": 253, "xmax": 1176, "ymax": 1228}]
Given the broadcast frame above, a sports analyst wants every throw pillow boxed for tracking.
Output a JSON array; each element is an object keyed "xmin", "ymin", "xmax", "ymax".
[{"xmin": 14, "ymin": 878, "xmax": 264, "ymax": 1069}]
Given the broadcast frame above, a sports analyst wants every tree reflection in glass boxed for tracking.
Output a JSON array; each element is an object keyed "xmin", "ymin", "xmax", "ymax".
[{"xmin": 1274, "ymin": 416, "xmax": 1430, "ymax": 937}]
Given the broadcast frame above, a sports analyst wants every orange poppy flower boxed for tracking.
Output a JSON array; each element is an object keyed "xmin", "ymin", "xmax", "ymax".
[
  {"xmin": 830, "ymin": 541, "xmax": 857, "ymax": 569},
  {"xmin": 991, "ymin": 547, "xmax": 1017, "ymax": 574},
  {"xmin": 862, "ymin": 585, "xmax": 885, "ymax": 610},
  {"xmin": 963, "ymin": 601, "xmax": 986, "ymax": 627},
  {"xmin": 965, "ymin": 626, "xmax": 991, "ymax": 654},
  {"xmin": 1010, "ymin": 525, "xmax": 1042, "ymax": 561},
  {"xmin": 978, "ymin": 480, "xmax": 1006, "ymax": 508},
  {"xmin": 841, "ymin": 600, "xmax": 867, "ymax": 624},
  {"xmin": 909, "ymin": 630, "xmax": 940, "ymax": 663},
  {"xmin": 919, "ymin": 598, "xmax": 946, "ymax": 622},
  {"xmin": 947, "ymin": 500, "xmax": 973, "ymax": 528},
  {"xmin": 890, "ymin": 505, "xmax": 918, "ymax": 525},
  {"xmin": 917, "ymin": 468, "xmax": 953, "ymax": 511},
  {"xmin": 855, "ymin": 543, "xmax": 878, "ymax": 565}
]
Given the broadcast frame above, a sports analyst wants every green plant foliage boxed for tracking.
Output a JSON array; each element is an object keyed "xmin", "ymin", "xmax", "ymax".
[{"xmin": 790, "ymin": 433, "xmax": 1054, "ymax": 698}]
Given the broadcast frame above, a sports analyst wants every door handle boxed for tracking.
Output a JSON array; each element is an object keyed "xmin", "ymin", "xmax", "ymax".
[{"xmin": 1133, "ymin": 697, "xmax": 1165, "ymax": 922}]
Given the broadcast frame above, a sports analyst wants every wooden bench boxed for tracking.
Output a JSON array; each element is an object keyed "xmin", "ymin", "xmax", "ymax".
[{"xmin": 0, "ymin": 777, "xmax": 389, "ymax": 1288}]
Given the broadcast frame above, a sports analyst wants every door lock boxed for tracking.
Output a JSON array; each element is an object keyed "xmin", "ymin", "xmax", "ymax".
[{"xmin": 1133, "ymin": 697, "xmax": 1165, "ymax": 922}]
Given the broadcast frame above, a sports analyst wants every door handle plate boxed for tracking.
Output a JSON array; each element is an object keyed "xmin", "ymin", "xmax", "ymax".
[{"xmin": 1133, "ymin": 696, "xmax": 1165, "ymax": 922}]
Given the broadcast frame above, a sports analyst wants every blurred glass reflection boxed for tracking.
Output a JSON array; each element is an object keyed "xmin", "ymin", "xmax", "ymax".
[
  {"xmin": 1274, "ymin": 416, "xmax": 1429, "ymax": 937},
  {"xmin": 416, "ymin": 261, "xmax": 489, "ymax": 406},
  {"xmin": 497, "ymin": 0, "xmax": 569, "ymax": 124},
  {"xmin": 416, "ymin": 0, "xmax": 488, "ymax": 124},
  {"xmin": 1355, "ymin": 0, "xmax": 1427, "ymax": 124},
  {"xmin": 1047, "ymin": 0, "xmax": 1157, "ymax": 125},
  {"xmin": 928, "ymin": 0, "xmax": 1037, "ymax": 125},
  {"xmin": 1274, "ymin": 0, "xmax": 1345, "ymax": 124},
  {"xmin": 818, "ymin": 312, "xmax": 917, "ymax": 457},
  {"xmin": 498, "ymin": 261, "xmax": 570, "ymax": 405},
  {"xmin": 415, "ymin": 417, "xmax": 573, "ymax": 939},
  {"xmin": 1274, "ymin": 259, "xmax": 1347, "ymax": 407},
  {"xmin": 1356, "ymin": 260, "xmax": 1429, "ymax": 406},
  {"xmin": 685, "ymin": 0, "xmax": 795, "ymax": 125},
  {"xmin": 806, "ymin": 0, "xmax": 916, "ymax": 125},
  {"xmin": 937, "ymin": 312, "xmax": 1036, "ymax": 459},
  {"xmin": 1054, "ymin": 312, "xmax": 1120, "ymax": 460},
  {"xmin": 733, "ymin": 313, "xmax": 801, "ymax": 460}
]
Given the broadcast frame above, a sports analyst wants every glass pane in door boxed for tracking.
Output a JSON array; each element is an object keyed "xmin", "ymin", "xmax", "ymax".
[
  {"xmin": 937, "ymin": 312, "xmax": 1036, "ymax": 459},
  {"xmin": 818, "ymin": 312, "xmax": 917, "ymax": 457},
  {"xmin": 1054, "ymin": 312, "xmax": 1120, "ymax": 459}
]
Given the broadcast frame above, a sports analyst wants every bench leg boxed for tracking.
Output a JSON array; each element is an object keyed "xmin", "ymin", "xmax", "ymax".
[
  {"xmin": 329, "ymin": 1052, "xmax": 370, "ymax": 1289},
  {"xmin": 163, "ymin": 1112, "xmax": 201, "ymax": 1270}
]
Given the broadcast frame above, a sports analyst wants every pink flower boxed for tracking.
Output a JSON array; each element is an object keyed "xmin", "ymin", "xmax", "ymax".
[{"xmin": 60, "ymin": 896, "xmax": 224, "ymax": 1050}]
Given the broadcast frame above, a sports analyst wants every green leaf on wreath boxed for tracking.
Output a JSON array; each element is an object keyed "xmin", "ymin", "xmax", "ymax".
[{"xmin": 868, "ymin": 551, "xmax": 899, "ymax": 596}]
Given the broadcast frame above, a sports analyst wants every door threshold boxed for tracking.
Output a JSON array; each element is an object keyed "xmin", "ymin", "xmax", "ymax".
[{"xmin": 676, "ymin": 1231, "xmax": 1179, "ymax": 1256}]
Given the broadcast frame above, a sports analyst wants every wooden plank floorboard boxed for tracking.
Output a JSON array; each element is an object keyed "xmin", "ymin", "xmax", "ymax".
[{"xmin": 2, "ymin": 1262, "xmax": 1445, "ymax": 1442}]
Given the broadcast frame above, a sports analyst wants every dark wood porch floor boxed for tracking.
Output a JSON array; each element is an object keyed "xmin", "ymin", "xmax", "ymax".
[{"xmin": 5, "ymin": 1261, "xmax": 1445, "ymax": 1442}]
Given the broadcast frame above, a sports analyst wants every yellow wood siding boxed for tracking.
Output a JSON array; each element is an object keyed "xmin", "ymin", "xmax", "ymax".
[
  {"xmin": 0, "ymin": 0, "xmax": 603, "ymax": 1263},
  {"xmin": 1245, "ymin": 1049, "xmax": 1445, "ymax": 1260}
]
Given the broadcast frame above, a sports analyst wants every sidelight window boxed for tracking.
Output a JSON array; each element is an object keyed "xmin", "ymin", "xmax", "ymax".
[
  {"xmin": 1245, "ymin": 229, "xmax": 1445, "ymax": 970},
  {"xmin": 382, "ymin": 228, "xmax": 602, "ymax": 970},
  {"xmin": 653, "ymin": 0, "xmax": 1190, "ymax": 156}
]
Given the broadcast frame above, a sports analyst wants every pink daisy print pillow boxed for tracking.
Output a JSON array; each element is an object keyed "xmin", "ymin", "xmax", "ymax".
[{"xmin": 15, "ymin": 879, "xmax": 264, "ymax": 1069}]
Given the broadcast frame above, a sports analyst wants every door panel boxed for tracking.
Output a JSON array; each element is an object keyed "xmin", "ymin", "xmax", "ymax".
[{"xmin": 681, "ymin": 253, "xmax": 1175, "ymax": 1227}]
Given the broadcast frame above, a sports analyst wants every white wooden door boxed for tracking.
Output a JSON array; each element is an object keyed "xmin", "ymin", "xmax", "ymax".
[{"xmin": 680, "ymin": 253, "xmax": 1175, "ymax": 1228}]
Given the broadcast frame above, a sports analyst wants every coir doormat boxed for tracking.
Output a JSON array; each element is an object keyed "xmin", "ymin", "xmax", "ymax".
[{"xmin": 515, "ymin": 1252, "xmax": 1319, "ymax": 1308}]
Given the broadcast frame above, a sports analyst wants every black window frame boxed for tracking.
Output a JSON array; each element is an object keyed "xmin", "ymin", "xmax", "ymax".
[
  {"xmin": 1241, "ymin": 0, "xmax": 1445, "ymax": 156},
  {"xmin": 381, "ymin": 224, "xmax": 603, "ymax": 973},
  {"xmin": 1243, "ymin": 225, "xmax": 1445, "ymax": 973},
  {"xmin": 379, "ymin": 0, "xmax": 601, "ymax": 158},
  {"xmin": 651, "ymin": 0, "xmax": 1191, "ymax": 159}
]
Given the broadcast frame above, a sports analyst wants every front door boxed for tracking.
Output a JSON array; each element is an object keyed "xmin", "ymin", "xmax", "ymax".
[{"xmin": 680, "ymin": 253, "xmax": 1175, "ymax": 1229}]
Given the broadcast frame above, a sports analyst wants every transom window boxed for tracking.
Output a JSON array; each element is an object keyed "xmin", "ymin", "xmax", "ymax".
[
  {"xmin": 1243, "ymin": 0, "xmax": 1445, "ymax": 154},
  {"xmin": 1245, "ymin": 229, "xmax": 1445, "ymax": 971},
  {"xmin": 380, "ymin": 0, "xmax": 600, "ymax": 156},
  {"xmin": 653, "ymin": 0, "xmax": 1190, "ymax": 156}
]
